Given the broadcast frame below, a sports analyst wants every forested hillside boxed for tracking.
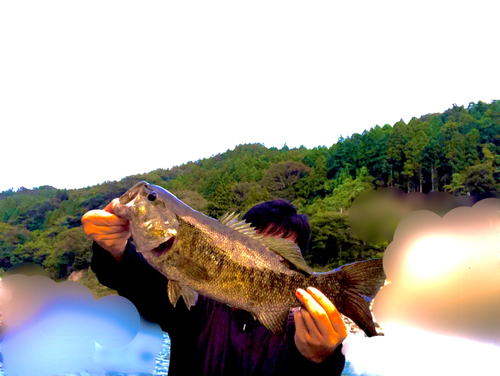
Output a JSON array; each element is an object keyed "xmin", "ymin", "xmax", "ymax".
[{"xmin": 1, "ymin": 101, "xmax": 499, "ymax": 282}]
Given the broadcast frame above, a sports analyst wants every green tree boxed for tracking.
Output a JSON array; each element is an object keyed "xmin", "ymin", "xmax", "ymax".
[
  {"xmin": 240, "ymin": 185, "xmax": 269, "ymax": 213},
  {"xmin": 462, "ymin": 164, "xmax": 498, "ymax": 196},
  {"xmin": 421, "ymin": 116, "xmax": 443, "ymax": 192},
  {"xmin": 43, "ymin": 227, "xmax": 93, "ymax": 280},
  {"xmin": 0, "ymin": 223, "xmax": 32, "ymax": 269},
  {"xmin": 403, "ymin": 118, "xmax": 430, "ymax": 192},
  {"xmin": 303, "ymin": 166, "xmax": 374, "ymax": 215},
  {"xmin": 260, "ymin": 161, "xmax": 312, "ymax": 200},
  {"xmin": 0, "ymin": 197, "xmax": 19, "ymax": 222},
  {"xmin": 443, "ymin": 124, "xmax": 479, "ymax": 173},
  {"xmin": 362, "ymin": 125, "xmax": 391, "ymax": 187},
  {"xmin": 386, "ymin": 119, "xmax": 408, "ymax": 189},
  {"xmin": 308, "ymin": 211, "xmax": 353, "ymax": 266},
  {"xmin": 206, "ymin": 174, "xmax": 234, "ymax": 218},
  {"xmin": 443, "ymin": 173, "xmax": 465, "ymax": 195},
  {"xmin": 172, "ymin": 190, "xmax": 208, "ymax": 213},
  {"xmin": 462, "ymin": 145, "xmax": 499, "ymax": 196},
  {"xmin": 302, "ymin": 154, "xmax": 328, "ymax": 199}
]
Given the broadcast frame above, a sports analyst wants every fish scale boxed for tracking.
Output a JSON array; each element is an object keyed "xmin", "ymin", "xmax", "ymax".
[
  {"xmin": 114, "ymin": 181, "xmax": 386, "ymax": 337},
  {"xmin": 174, "ymin": 217, "xmax": 296, "ymax": 313}
]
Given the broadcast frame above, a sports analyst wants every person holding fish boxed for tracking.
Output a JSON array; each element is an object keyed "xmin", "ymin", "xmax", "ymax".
[{"xmin": 83, "ymin": 182, "xmax": 385, "ymax": 375}]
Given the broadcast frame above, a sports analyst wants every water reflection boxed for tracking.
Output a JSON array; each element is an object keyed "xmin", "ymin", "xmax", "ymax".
[
  {"xmin": 0, "ymin": 332, "xmax": 170, "ymax": 376},
  {"xmin": 0, "ymin": 332, "xmax": 355, "ymax": 376}
]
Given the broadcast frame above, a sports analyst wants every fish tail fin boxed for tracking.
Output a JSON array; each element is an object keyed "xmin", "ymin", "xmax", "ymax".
[{"xmin": 315, "ymin": 258, "xmax": 385, "ymax": 337}]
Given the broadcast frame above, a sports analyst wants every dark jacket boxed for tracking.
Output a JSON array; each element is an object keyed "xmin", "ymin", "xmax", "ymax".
[{"xmin": 91, "ymin": 241, "xmax": 345, "ymax": 375}]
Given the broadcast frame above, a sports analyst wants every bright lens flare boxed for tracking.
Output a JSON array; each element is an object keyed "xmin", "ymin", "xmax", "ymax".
[
  {"xmin": 405, "ymin": 236, "xmax": 466, "ymax": 280},
  {"xmin": 343, "ymin": 325, "xmax": 500, "ymax": 376}
]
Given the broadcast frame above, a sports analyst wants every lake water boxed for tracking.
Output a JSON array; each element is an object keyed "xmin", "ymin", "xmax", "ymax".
[{"xmin": 0, "ymin": 332, "xmax": 354, "ymax": 376}]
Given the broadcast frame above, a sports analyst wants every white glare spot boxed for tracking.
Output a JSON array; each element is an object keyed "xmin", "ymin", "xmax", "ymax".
[{"xmin": 406, "ymin": 236, "xmax": 466, "ymax": 280}]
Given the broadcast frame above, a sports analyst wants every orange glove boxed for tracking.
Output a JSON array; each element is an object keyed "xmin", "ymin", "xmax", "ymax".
[
  {"xmin": 81, "ymin": 198, "xmax": 131, "ymax": 261},
  {"xmin": 294, "ymin": 287, "xmax": 348, "ymax": 363}
]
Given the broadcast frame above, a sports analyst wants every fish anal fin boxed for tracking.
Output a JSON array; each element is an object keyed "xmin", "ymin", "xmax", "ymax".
[
  {"xmin": 261, "ymin": 237, "xmax": 313, "ymax": 275},
  {"xmin": 168, "ymin": 280, "xmax": 199, "ymax": 310},
  {"xmin": 256, "ymin": 310, "xmax": 289, "ymax": 336}
]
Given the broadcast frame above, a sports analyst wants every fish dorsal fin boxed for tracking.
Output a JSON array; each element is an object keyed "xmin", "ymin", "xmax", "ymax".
[
  {"xmin": 168, "ymin": 280, "xmax": 199, "ymax": 310},
  {"xmin": 261, "ymin": 237, "xmax": 313, "ymax": 275},
  {"xmin": 219, "ymin": 212, "xmax": 263, "ymax": 239},
  {"xmin": 219, "ymin": 212, "xmax": 239, "ymax": 226},
  {"xmin": 219, "ymin": 212, "xmax": 312, "ymax": 274}
]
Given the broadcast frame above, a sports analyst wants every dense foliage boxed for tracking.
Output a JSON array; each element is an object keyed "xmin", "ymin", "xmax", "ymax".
[{"xmin": 1, "ymin": 101, "xmax": 499, "ymax": 280}]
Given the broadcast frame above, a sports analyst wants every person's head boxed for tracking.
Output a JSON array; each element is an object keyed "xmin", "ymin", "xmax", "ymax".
[{"xmin": 242, "ymin": 199, "xmax": 310, "ymax": 254}]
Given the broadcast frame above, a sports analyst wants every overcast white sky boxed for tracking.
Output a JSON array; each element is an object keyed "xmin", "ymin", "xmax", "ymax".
[{"xmin": 1, "ymin": 1, "xmax": 498, "ymax": 192}]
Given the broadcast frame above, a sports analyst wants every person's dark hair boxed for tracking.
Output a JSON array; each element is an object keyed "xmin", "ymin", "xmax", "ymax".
[{"xmin": 242, "ymin": 199, "xmax": 310, "ymax": 254}]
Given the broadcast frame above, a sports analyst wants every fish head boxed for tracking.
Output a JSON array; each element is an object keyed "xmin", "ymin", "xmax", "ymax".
[{"xmin": 114, "ymin": 181, "xmax": 179, "ymax": 259}]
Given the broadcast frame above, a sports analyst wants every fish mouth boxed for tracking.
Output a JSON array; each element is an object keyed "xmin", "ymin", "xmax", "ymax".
[
  {"xmin": 119, "ymin": 181, "xmax": 150, "ymax": 205},
  {"xmin": 150, "ymin": 236, "xmax": 176, "ymax": 257}
]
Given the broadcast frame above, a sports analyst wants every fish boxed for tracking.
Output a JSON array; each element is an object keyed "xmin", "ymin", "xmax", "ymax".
[{"xmin": 113, "ymin": 181, "xmax": 386, "ymax": 337}]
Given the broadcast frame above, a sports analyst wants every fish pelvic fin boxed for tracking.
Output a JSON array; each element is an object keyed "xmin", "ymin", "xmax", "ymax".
[
  {"xmin": 319, "ymin": 258, "xmax": 385, "ymax": 337},
  {"xmin": 168, "ymin": 280, "xmax": 199, "ymax": 310},
  {"xmin": 256, "ymin": 310, "xmax": 290, "ymax": 336}
]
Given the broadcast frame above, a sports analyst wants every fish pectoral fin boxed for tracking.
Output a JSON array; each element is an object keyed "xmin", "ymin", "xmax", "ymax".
[
  {"xmin": 171, "ymin": 254, "xmax": 210, "ymax": 281},
  {"xmin": 256, "ymin": 310, "xmax": 289, "ymax": 336},
  {"xmin": 168, "ymin": 280, "xmax": 199, "ymax": 310},
  {"xmin": 261, "ymin": 237, "xmax": 313, "ymax": 275}
]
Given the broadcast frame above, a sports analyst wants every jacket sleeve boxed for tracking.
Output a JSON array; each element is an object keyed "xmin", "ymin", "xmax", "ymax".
[
  {"xmin": 90, "ymin": 240, "xmax": 182, "ymax": 331},
  {"xmin": 286, "ymin": 343, "xmax": 345, "ymax": 375}
]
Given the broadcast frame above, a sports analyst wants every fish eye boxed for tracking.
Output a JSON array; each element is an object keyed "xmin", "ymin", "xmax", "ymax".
[{"xmin": 147, "ymin": 192, "xmax": 157, "ymax": 202}]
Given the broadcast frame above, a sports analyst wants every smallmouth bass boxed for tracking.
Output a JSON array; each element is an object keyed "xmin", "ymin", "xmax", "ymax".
[{"xmin": 114, "ymin": 181, "xmax": 386, "ymax": 336}]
